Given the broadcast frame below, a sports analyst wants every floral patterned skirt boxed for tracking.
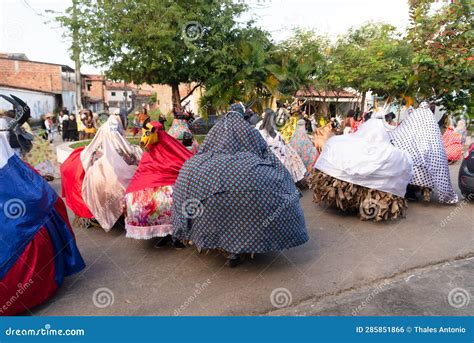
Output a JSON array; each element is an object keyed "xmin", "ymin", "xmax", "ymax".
[{"xmin": 124, "ymin": 186, "xmax": 174, "ymax": 239}]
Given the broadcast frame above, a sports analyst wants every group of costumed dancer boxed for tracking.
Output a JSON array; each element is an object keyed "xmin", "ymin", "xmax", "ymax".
[
  {"xmin": 310, "ymin": 101, "xmax": 459, "ymax": 221},
  {"xmin": 61, "ymin": 102, "xmax": 308, "ymax": 266},
  {"xmin": 1, "ymin": 92, "xmax": 461, "ymax": 314}
]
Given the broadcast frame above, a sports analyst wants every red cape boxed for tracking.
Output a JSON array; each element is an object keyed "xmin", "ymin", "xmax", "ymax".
[
  {"xmin": 0, "ymin": 199, "xmax": 73, "ymax": 315},
  {"xmin": 126, "ymin": 123, "xmax": 193, "ymax": 194},
  {"xmin": 60, "ymin": 147, "xmax": 94, "ymax": 218}
]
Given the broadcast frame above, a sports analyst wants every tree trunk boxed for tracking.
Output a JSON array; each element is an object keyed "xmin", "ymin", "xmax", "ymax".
[
  {"xmin": 171, "ymin": 82, "xmax": 181, "ymax": 110},
  {"xmin": 72, "ymin": 0, "xmax": 82, "ymax": 112},
  {"xmin": 360, "ymin": 91, "xmax": 367, "ymax": 113}
]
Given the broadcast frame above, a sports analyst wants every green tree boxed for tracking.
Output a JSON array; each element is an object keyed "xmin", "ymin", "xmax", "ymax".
[
  {"xmin": 408, "ymin": 0, "xmax": 473, "ymax": 112},
  {"xmin": 199, "ymin": 26, "xmax": 278, "ymax": 113},
  {"xmin": 56, "ymin": 0, "xmax": 247, "ymax": 110},
  {"xmin": 273, "ymin": 30, "xmax": 330, "ymax": 97},
  {"xmin": 331, "ymin": 23, "xmax": 413, "ymax": 109}
]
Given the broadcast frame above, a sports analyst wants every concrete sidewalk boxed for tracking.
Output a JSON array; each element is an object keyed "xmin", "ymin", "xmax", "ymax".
[
  {"xmin": 269, "ymin": 257, "xmax": 473, "ymax": 316},
  {"xmin": 35, "ymin": 163, "xmax": 473, "ymax": 316}
]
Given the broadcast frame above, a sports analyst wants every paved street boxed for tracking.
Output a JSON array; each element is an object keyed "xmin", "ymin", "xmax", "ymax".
[{"xmin": 33, "ymin": 163, "xmax": 473, "ymax": 316}]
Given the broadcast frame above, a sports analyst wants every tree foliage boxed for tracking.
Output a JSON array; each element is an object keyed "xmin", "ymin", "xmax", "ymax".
[
  {"xmin": 331, "ymin": 23, "xmax": 413, "ymax": 104},
  {"xmin": 408, "ymin": 0, "xmax": 473, "ymax": 111},
  {"xmin": 57, "ymin": 0, "xmax": 248, "ymax": 108},
  {"xmin": 56, "ymin": 0, "xmax": 471, "ymax": 115},
  {"xmin": 199, "ymin": 26, "xmax": 278, "ymax": 112}
]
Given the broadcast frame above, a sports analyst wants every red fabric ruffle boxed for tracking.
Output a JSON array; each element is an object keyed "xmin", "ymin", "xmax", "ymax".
[
  {"xmin": 0, "ymin": 226, "xmax": 57, "ymax": 316},
  {"xmin": 60, "ymin": 147, "xmax": 93, "ymax": 218}
]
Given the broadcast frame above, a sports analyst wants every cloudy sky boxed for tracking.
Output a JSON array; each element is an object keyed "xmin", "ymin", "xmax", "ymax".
[{"xmin": 0, "ymin": 0, "xmax": 411, "ymax": 74}]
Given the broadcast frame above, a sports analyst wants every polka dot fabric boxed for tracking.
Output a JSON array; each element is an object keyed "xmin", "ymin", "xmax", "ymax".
[
  {"xmin": 389, "ymin": 102, "xmax": 458, "ymax": 204},
  {"xmin": 172, "ymin": 111, "xmax": 308, "ymax": 254}
]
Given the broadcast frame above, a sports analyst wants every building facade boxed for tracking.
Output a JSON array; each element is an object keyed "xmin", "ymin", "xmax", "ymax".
[{"xmin": 0, "ymin": 53, "xmax": 77, "ymax": 119}]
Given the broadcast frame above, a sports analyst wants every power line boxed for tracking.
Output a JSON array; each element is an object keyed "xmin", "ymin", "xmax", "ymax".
[
  {"xmin": 21, "ymin": 0, "xmax": 67, "ymax": 40},
  {"xmin": 22, "ymin": 0, "xmax": 52, "ymax": 19}
]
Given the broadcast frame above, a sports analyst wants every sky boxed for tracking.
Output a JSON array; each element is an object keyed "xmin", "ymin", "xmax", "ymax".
[{"xmin": 0, "ymin": 0, "xmax": 411, "ymax": 74}]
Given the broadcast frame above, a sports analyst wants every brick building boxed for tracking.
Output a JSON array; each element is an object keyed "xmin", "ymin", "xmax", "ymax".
[
  {"xmin": 0, "ymin": 53, "xmax": 77, "ymax": 119},
  {"xmin": 0, "ymin": 52, "xmax": 202, "ymax": 119},
  {"xmin": 83, "ymin": 74, "xmax": 106, "ymax": 113}
]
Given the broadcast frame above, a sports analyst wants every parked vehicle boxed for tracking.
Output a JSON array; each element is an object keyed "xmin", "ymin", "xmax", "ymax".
[
  {"xmin": 189, "ymin": 115, "xmax": 220, "ymax": 135},
  {"xmin": 458, "ymin": 143, "xmax": 474, "ymax": 200}
]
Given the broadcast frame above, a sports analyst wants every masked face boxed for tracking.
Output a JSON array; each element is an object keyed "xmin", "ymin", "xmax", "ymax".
[{"xmin": 140, "ymin": 122, "xmax": 158, "ymax": 150}]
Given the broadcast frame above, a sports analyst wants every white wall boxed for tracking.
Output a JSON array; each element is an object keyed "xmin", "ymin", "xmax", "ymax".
[
  {"xmin": 61, "ymin": 91, "xmax": 76, "ymax": 113},
  {"xmin": 0, "ymin": 87, "xmax": 55, "ymax": 119},
  {"xmin": 107, "ymin": 90, "xmax": 132, "ymax": 114}
]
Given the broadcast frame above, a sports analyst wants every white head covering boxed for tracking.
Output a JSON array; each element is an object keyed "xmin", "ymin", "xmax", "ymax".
[
  {"xmin": 0, "ymin": 117, "xmax": 14, "ymax": 168},
  {"xmin": 80, "ymin": 115, "xmax": 143, "ymax": 230}
]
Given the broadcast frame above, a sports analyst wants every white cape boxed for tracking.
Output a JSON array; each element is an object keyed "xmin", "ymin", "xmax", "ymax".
[
  {"xmin": 80, "ymin": 115, "xmax": 143, "ymax": 230},
  {"xmin": 315, "ymin": 119, "xmax": 413, "ymax": 197}
]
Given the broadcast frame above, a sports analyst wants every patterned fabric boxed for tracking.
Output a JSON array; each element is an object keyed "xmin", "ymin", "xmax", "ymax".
[
  {"xmin": 389, "ymin": 103, "xmax": 458, "ymax": 204},
  {"xmin": 280, "ymin": 117, "xmax": 298, "ymax": 143},
  {"xmin": 257, "ymin": 120, "xmax": 306, "ymax": 182},
  {"xmin": 289, "ymin": 119, "xmax": 319, "ymax": 172},
  {"xmin": 172, "ymin": 111, "xmax": 308, "ymax": 254},
  {"xmin": 443, "ymin": 127, "xmax": 463, "ymax": 162},
  {"xmin": 168, "ymin": 119, "xmax": 199, "ymax": 154},
  {"xmin": 125, "ymin": 122, "xmax": 192, "ymax": 239},
  {"xmin": 125, "ymin": 186, "xmax": 174, "ymax": 239}
]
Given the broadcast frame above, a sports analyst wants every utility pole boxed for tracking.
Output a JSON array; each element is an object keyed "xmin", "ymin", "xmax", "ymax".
[{"xmin": 72, "ymin": 0, "xmax": 82, "ymax": 113}]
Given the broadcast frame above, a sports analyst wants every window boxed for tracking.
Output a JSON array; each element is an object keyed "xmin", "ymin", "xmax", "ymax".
[
  {"xmin": 86, "ymin": 81, "xmax": 92, "ymax": 91},
  {"xmin": 111, "ymin": 91, "xmax": 116, "ymax": 96}
]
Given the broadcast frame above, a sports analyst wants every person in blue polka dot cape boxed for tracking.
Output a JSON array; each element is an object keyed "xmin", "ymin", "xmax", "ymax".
[{"xmin": 171, "ymin": 102, "xmax": 309, "ymax": 267}]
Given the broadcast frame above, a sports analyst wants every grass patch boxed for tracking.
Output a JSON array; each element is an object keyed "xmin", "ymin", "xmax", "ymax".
[
  {"xmin": 195, "ymin": 135, "xmax": 206, "ymax": 144},
  {"xmin": 69, "ymin": 135, "xmax": 205, "ymax": 149},
  {"xmin": 69, "ymin": 141, "xmax": 91, "ymax": 149}
]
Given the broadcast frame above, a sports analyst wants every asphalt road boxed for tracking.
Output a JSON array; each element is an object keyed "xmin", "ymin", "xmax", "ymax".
[{"xmin": 32, "ymin": 163, "xmax": 473, "ymax": 316}]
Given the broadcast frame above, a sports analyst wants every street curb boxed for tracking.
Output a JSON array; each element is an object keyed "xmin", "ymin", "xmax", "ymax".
[{"xmin": 56, "ymin": 141, "xmax": 86, "ymax": 163}]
